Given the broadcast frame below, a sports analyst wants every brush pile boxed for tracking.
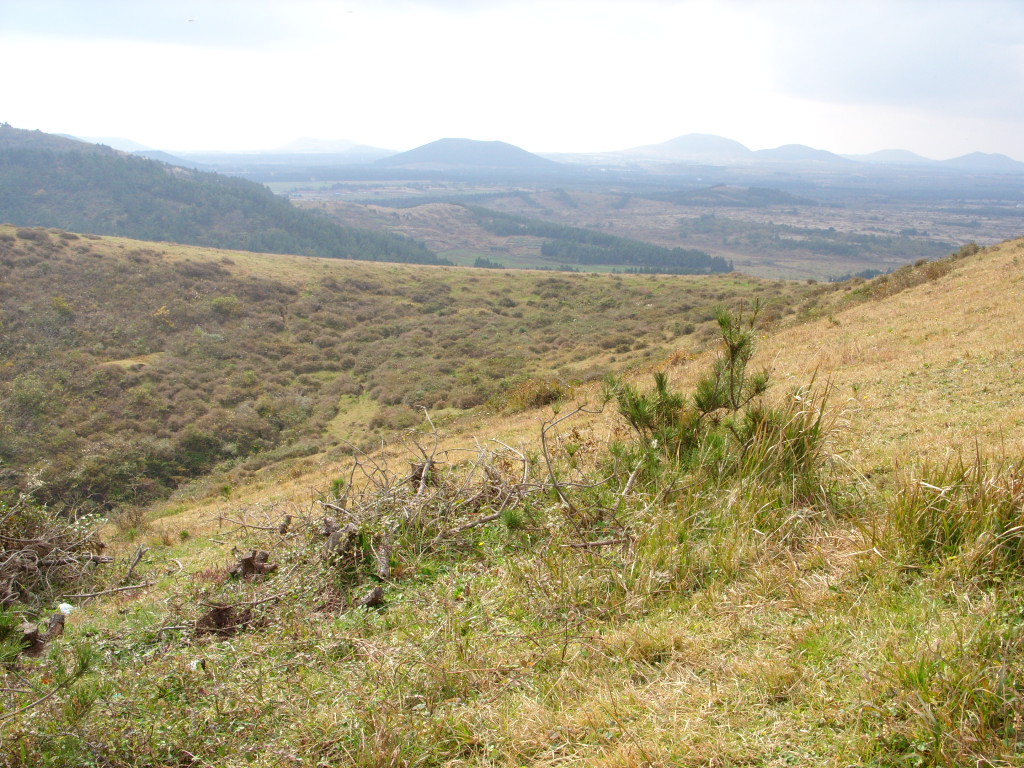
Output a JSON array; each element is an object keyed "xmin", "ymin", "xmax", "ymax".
[{"xmin": 0, "ymin": 493, "xmax": 109, "ymax": 609}]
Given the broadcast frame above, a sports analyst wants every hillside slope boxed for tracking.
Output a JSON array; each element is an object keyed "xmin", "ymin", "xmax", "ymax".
[
  {"xmin": 3, "ymin": 240, "xmax": 1023, "ymax": 767},
  {"xmin": 761, "ymin": 240, "xmax": 1024, "ymax": 462},
  {"xmin": 0, "ymin": 124, "xmax": 441, "ymax": 264}
]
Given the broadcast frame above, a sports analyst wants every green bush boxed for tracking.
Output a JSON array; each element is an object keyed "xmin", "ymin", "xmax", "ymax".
[{"xmin": 606, "ymin": 303, "xmax": 831, "ymax": 503}]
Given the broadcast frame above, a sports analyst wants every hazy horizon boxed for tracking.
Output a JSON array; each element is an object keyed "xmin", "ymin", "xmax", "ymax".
[
  {"xmin": 65, "ymin": 131, "xmax": 1019, "ymax": 165},
  {"xmin": 3, "ymin": 1, "xmax": 1023, "ymax": 161}
]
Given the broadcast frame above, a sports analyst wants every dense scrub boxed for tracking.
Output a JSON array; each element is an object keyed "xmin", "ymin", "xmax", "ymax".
[{"xmin": 0, "ymin": 226, "xmax": 827, "ymax": 510}]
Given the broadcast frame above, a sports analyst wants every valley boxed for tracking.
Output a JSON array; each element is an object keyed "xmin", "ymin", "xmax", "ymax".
[{"xmin": 294, "ymin": 183, "xmax": 1017, "ymax": 279}]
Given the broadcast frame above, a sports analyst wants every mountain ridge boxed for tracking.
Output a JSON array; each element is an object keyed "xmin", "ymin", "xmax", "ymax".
[{"xmin": 375, "ymin": 137, "xmax": 561, "ymax": 170}]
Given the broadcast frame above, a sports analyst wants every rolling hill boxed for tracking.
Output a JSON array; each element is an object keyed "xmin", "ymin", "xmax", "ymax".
[
  {"xmin": 0, "ymin": 223, "xmax": 813, "ymax": 510},
  {"xmin": 622, "ymin": 132, "xmax": 755, "ymax": 163},
  {"xmin": 0, "ymin": 124, "xmax": 442, "ymax": 264}
]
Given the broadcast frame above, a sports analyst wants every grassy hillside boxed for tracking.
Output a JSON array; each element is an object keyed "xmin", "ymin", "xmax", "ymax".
[
  {"xmin": 2, "ymin": 238, "xmax": 1022, "ymax": 767},
  {"xmin": 0, "ymin": 124, "xmax": 441, "ymax": 265},
  {"xmin": 0, "ymin": 224, "xmax": 825, "ymax": 511}
]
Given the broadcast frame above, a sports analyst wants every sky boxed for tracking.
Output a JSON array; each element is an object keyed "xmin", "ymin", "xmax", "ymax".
[{"xmin": 2, "ymin": 0, "xmax": 1023, "ymax": 159}]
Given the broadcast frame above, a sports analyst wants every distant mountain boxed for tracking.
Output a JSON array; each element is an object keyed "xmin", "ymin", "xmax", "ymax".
[
  {"xmin": 845, "ymin": 149, "xmax": 935, "ymax": 164},
  {"xmin": 623, "ymin": 133, "xmax": 753, "ymax": 163},
  {"xmin": 133, "ymin": 150, "xmax": 205, "ymax": 168},
  {"xmin": 274, "ymin": 137, "xmax": 360, "ymax": 153},
  {"xmin": 376, "ymin": 138, "xmax": 559, "ymax": 170},
  {"xmin": 0, "ymin": 123, "xmax": 442, "ymax": 264},
  {"xmin": 942, "ymin": 152, "xmax": 1024, "ymax": 173},
  {"xmin": 752, "ymin": 144, "xmax": 854, "ymax": 166},
  {"xmin": 79, "ymin": 136, "xmax": 154, "ymax": 153}
]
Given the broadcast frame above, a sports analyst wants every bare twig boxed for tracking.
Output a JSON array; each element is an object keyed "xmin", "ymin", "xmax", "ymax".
[
  {"xmin": 491, "ymin": 438, "xmax": 531, "ymax": 485},
  {"xmin": 0, "ymin": 685, "xmax": 62, "ymax": 725},
  {"xmin": 445, "ymin": 511, "xmax": 503, "ymax": 537},
  {"xmin": 60, "ymin": 582, "xmax": 152, "ymax": 600}
]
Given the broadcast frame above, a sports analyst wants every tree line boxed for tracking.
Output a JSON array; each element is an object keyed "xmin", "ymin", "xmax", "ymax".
[{"xmin": 465, "ymin": 206, "xmax": 732, "ymax": 274}]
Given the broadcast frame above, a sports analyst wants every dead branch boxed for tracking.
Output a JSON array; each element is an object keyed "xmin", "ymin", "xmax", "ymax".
[
  {"xmin": 445, "ymin": 511, "xmax": 503, "ymax": 537},
  {"xmin": 60, "ymin": 582, "xmax": 152, "ymax": 600},
  {"xmin": 0, "ymin": 685, "xmax": 62, "ymax": 724},
  {"xmin": 355, "ymin": 585, "xmax": 385, "ymax": 609},
  {"xmin": 123, "ymin": 544, "xmax": 149, "ymax": 584},
  {"xmin": 219, "ymin": 517, "xmax": 282, "ymax": 532},
  {"xmin": 491, "ymin": 438, "xmax": 531, "ymax": 485},
  {"xmin": 540, "ymin": 405, "xmax": 601, "ymax": 529}
]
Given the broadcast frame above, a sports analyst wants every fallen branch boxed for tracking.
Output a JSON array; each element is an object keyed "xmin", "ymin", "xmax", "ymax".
[
  {"xmin": 220, "ymin": 517, "xmax": 281, "ymax": 532},
  {"xmin": 0, "ymin": 685, "xmax": 62, "ymax": 725},
  {"xmin": 445, "ymin": 511, "xmax": 503, "ymax": 537},
  {"xmin": 39, "ymin": 554, "xmax": 113, "ymax": 567},
  {"xmin": 60, "ymin": 582, "xmax": 152, "ymax": 600}
]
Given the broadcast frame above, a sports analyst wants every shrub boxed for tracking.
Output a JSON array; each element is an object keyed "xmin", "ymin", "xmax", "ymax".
[
  {"xmin": 15, "ymin": 227, "xmax": 49, "ymax": 242},
  {"xmin": 609, "ymin": 305, "xmax": 768, "ymax": 467},
  {"xmin": 500, "ymin": 376, "xmax": 568, "ymax": 413},
  {"xmin": 606, "ymin": 303, "xmax": 831, "ymax": 503},
  {"xmin": 210, "ymin": 295, "xmax": 243, "ymax": 318}
]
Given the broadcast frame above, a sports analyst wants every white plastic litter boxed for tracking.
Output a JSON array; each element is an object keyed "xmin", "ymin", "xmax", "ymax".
[{"xmin": 58, "ymin": 603, "xmax": 75, "ymax": 615}]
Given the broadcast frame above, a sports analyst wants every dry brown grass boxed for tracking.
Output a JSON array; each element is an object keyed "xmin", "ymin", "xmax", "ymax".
[{"xmin": 759, "ymin": 240, "xmax": 1024, "ymax": 465}]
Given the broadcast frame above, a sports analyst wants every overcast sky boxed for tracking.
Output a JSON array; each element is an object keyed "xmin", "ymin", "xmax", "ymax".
[{"xmin": 2, "ymin": 0, "xmax": 1023, "ymax": 159}]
